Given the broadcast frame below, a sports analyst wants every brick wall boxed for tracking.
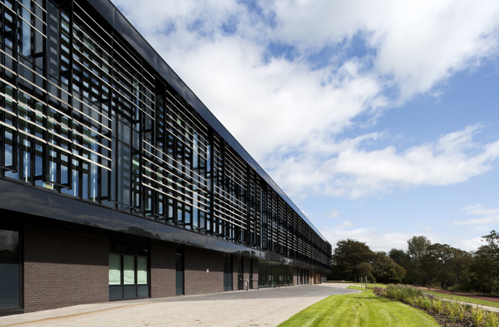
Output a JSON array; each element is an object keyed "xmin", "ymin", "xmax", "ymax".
[
  {"xmin": 150, "ymin": 244, "xmax": 175, "ymax": 298},
  {"xmin": 184, "ymin": 249, "xmax": 223, "ymax": 295},
  {"xmin": 23, "ymin": 224, "xmax": 108, "ymax": 313}
]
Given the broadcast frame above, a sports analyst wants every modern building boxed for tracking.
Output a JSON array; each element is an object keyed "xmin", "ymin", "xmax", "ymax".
[{"xmin": 0, "ymin": 0, "xmax": 332, "ymax": 316}]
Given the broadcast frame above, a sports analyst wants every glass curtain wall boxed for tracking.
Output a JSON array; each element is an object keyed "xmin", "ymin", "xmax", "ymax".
[
  {"xmin": 0, "ymin": 0, "xmax": 331, "ymax": 277},
  {"xmin": 258, "ymin": 260, "xmax": 293, "ymax": 288}
]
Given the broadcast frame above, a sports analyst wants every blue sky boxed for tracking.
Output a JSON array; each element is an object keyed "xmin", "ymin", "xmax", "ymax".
[{"xmin": 112, "ymin": 0, "xmax": 499, "ymax": 252}]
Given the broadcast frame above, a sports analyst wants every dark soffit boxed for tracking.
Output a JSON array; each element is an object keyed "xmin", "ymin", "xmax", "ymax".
[{"xmin": 0, "ymin": 179, "xmax": 330, "ymax": 272}]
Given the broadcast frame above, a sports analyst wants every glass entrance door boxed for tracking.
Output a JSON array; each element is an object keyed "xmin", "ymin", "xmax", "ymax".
[
  {"xmin": 0, "ymin": 229, "xmax": 20, "ymax": 313},
  {"xmin": 109, "ymin": 235, "xmax": 149, "ymax": 301}
]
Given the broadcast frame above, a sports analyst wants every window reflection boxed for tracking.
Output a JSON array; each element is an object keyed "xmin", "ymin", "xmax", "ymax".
[{"xmin": 0, "ymin": 230, "xmax": 20, "ymax": 309}]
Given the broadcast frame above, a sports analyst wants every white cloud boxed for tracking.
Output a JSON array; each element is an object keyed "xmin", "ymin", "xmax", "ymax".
[
  {"xmin": 454, "ymin": 204, "xmax": 499, "ymax": 226},
  {"xmin": 111, "ymin": 0, "xmax": 499, "ymax": 200},
  {"xmin": 455, "ymin": 237, "xmax": 484, "ymax": 252},
  {"xmin": 323, "ymin": 222, "xmax": 484, "ymax": 252},
  {"xmin": 269, "ymin": 125, "xmax": 499, "ymax": 199},
  {"xmin": 322, "ymin": 222, "xmax": 422, "ymax": 252},
  {"xmin": 324, "ymin": 210, "xmax": 340, "ymax": 219},
  {"xmin": 269, "ymin": 0, "xmax": 499, "ymax": 98}
]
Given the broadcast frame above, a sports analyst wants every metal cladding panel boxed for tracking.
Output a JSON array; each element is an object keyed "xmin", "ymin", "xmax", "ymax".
[
  {"xmin": 0, "ymin": 179, "xmax": 330, "ymax": 272},
  {"xmin": 84, "ymin": 0, "xmax": 325, "ymax": 241},
  {"xmin": 0, "ymin": 180, "xmax": 245, "ymax": 255},
  {"xmin": 86, "ymin": 0, "xmax": 115, "ymax": 26}
]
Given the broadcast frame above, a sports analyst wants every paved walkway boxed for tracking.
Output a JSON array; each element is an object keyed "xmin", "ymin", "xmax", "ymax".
[{"xmin": 0, "ymin": 284, "xmax": 359, "ymax": 327}]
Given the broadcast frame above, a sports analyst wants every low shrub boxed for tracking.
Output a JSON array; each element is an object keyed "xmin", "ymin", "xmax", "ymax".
[
  {"xmin": 456, "ymin": 304, "xmax": 467, "ymax": 322},
  {"xmin": 471, "ymin": 306, "xmax": 486, "ymax": 327},
  {"xmin": 484, "ymin": 311, "xmax": 499, "ymax": 327},
  {"xmin": 431, "ymin": 298, "xmax": 444, "ymax": 314},
  {"xmin": 379, "ymin": 284, "xmax": 498, "ymax": 327},
  {"xmin": 444, "ymin": 301, "xmax": 458, "ymax": 319},
  {"xmin": 373, "ymin": 287, "xmax": 386, "ymax": 296}
]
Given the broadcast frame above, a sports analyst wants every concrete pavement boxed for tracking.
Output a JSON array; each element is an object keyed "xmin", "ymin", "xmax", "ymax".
[{"xmin": 0, "ymin": 283, "xmax": 359, "ymax": 327}]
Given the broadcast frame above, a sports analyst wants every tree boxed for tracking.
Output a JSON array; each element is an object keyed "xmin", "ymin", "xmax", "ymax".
[
  {"xmin": 483, "ymin": 230, "xmax": 499, "ymax": 251},
  {"xmin": 372, "ymin": 251, "xmax": 397, "ymax": 283},
  {"xmin": 421, "ymin": 243, "xmax": 472, "ymax": 289},
  {"xmin": 331, "ymin": 239, "xmax": 374, "ymax": 281},
  {"xmin": 356, "ymin": 262, "xmax": 373, "ymax": 281},
  {"xmin": 468, "ymin": 230, "xmax": 499, "ymax": 293},
  {"xmin": 406, "ymin": 236, "xmax": 431, "ymax": 285},
  {"xmin": 394, "ymin": 264, "xmax": 406, "ymax": 282},
  {"xmin": 389, "ymin": 248, "xmax": 408, "ymax": 266},
  {"xmin": 389, "ymin": 248, "xmax": 410, "ymax": 282}
]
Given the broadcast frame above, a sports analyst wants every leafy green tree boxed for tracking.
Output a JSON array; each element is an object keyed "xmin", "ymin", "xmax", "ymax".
[
  {"xmin": 331, "ymin": 239, "xmax": 374, "ymax": 281},
  {"xmin": 421, "ymin": 243, "xmax": 472, "ymax": 289},
  {"xmin": 406, "ymin": 236, "xmax": 431, "ymax": 285},
  {"xmin": 355, "ymin": 262, "xmax": 374, "ymax": 281},
  {"xmin": 483, "ymin": 230, "xmax": 499, "ymax": 250},
  {"xmin": 372, "ymin": 251, "xmax": 397, "ymax": 283},
  {"xmin": 389, "ymin": 248, "xmax": 410, "ymax": 282},
  {"xmin": 468, "ymin": 230, "xmax": 499, "ymax": 293},
  {"xmin": 389, "ymin": 248, "xmax": 409, "ymax": 266},
  {"xmin": 394, "ymin": 264, "xmax": 406, "ymax": 282}
]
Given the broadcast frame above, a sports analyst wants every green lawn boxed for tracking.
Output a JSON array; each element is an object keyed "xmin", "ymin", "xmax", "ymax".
[
  {"xmin": 351, "ymin": 283, "xmax": 388, "ymax": 289},
  {"xmin": 278, "ymin": 290, "xmax": 439, "ymax": 327},
  {"xmin": 423, "ymin": 290, "xmax": 499, "ymax": 309}
]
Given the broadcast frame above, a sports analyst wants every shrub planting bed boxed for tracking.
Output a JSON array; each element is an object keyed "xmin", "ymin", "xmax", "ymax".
[{"xmin": 374, "ymin": 285, "xmax": 499, "ymax": 327}]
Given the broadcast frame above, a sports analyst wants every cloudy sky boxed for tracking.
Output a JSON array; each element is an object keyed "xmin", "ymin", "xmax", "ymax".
[{"xmin": 111, "ymin": 0, "xmax": 499, "ymax": 253}]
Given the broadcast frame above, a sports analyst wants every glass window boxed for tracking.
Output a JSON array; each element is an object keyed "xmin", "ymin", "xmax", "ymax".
[
  {"xmin": 108, "ymin": 234, "xmax": 149, "ymax": 300},
  {"xmin": 123, "ymin": 255, "xmax": 135, "ymax": 285},
  {"xmin": 223, "ymin": 253, "xmax": 232, "ymax": 291},
  {"xmin": 175, "ymin": 249, "xmax": 184, "ymax": 295},
  {"xmin": 0, "ymin": 230, "xmax": 20, "ymax": 310},
  {"xmin": 20, "ymin": 0, "xmax": 32, "ymax": 57},
  {"xmin": 108, "ymin": 254, "xmax": 121, "ymax": 285},
  {"xmin": 137, "ymin": 257, "xmax": 147, "ymax": 284}
]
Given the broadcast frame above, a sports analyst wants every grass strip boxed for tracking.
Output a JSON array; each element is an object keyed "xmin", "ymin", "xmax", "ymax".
[
  {"xmin": 278, "ymin": 290, "xmax": 439, "ymax": 327},
  {"xmin": 422, "ymin": 290, "xmax": 499, "ymax": 309}
]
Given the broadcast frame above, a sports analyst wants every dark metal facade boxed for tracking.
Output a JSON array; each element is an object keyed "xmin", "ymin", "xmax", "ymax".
[{"xmin": 0, "ymin": 0, "xmax": 331, "ymax": 270}]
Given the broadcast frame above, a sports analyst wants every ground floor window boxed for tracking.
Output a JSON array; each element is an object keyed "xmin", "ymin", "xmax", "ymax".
[
  {"xmin": 0, "ymin": 229, "xmax": 20, "ymax": 311},
  {"xmin": 175, "ymin": 248, "xmax": 184, "ymax": 295},
  {"xmin": 258, "ymin": 260, "xmax": 293, "ymax": 288},
  {"xmin": 109, "ymin": 234, "xmax": 149, "ymax": 301},
  {"xmin": 223, "ymin": 253, "xmax": 232, "ymax": 291}
]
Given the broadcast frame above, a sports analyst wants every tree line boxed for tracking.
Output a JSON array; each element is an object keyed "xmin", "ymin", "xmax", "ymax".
[{"xmin": 329, "ymin": 230, "xmax": 499, "ymax": 294}]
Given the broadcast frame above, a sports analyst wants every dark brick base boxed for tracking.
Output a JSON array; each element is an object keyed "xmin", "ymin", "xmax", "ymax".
[
  {"xmin": 150, "ymin": 244, "xmax": 176, "ymax": 298},
  {"xmin": 23, "ymin": 224, "xmax": 108, "ymax": 313},
  {"xmin": 184, "ymin": 249, "xmax": 223, "ymax": 295},
  {"xmin": 17, "ymin": 222, "xmax": 315, "ymax": 314}
]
